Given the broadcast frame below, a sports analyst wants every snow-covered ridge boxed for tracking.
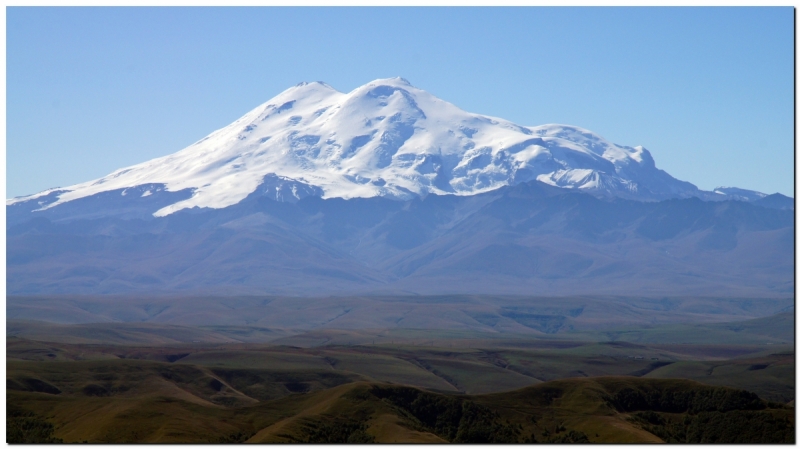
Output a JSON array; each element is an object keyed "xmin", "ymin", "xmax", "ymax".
[
  {"xmin": 7, "ymin": 77, "xmax": 766, "ymax": 216},
  {"xmin": 712, "ymin": 187, "xmax": 767, "ymax": 202}
]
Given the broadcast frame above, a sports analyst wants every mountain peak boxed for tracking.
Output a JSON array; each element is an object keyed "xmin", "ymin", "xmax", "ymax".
[
  {"xmin": 295, "ymin": 80, "xmax": 332, "ymax": 87},
  {"xmin": 366, "ymin": 76, "xmax": 413, "ymax": 87},
  {"xmin": 9, "ymin": 78, "xmax": 764, "ymax": 216}
]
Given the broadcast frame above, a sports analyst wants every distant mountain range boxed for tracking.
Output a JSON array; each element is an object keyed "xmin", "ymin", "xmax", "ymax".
[{"xmin": 6, "ymin": 78, "xmax": 793, "ymax": 296}]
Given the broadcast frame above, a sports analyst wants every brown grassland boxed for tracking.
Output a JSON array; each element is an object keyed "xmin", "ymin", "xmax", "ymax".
[{"xmin": 6, "ymin": 312, "xmax": 794, "ymax": 443}]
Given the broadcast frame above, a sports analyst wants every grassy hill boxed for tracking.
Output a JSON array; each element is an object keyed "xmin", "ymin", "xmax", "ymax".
[
  {"xmin": 7, "ymin": 311, "xmax": 793, "ymax": 443},
  {"xmin": 8, "ymin": 295, "xmax": 792, "ymax": 334},
  {"xmin": 8, "ymin": 367, "xmax": 792, "ymax": 444},
  {"xmin": 8, "ymin": 327, "xmax": 794, "ymax": 403}
]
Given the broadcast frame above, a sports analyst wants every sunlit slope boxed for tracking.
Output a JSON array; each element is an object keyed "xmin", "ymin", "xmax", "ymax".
[
  {"xmin": 9, "ymin": 78, "xmax": 720, "ymax": 217},
  {"xmin": 9, "ymin": 318, "xmax": 793, "ymax": 403},
  {"xmin": 8, "ymin": 367, "xmax": 793, "ymax": 443},
  {"xmin": 7, "ymin": 79, "xmax": 792, "ymax": 296}
]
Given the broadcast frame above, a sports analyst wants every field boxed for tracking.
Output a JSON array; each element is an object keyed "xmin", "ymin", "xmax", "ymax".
[
  {"xmin": 6, "ymin": 299, "xmax": 794, "ymax": 443},
  {"xmin": 7, "ymin": 359, "xmax": 794, "ymax": 443}
]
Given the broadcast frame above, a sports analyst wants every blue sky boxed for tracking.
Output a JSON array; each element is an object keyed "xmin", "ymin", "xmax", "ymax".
[{"xmin": 7, "ymin": 7, "xmax": 794, "ymax": 198}]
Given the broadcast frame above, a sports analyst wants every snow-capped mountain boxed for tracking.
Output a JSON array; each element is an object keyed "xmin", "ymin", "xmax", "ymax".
[
  {"xmin": 9, "ymin": 77, "xmax": 759, "ymax": 217},
  {"xmin": 712, "ymin": 187, "xmax": 768, "ymax": 202}
]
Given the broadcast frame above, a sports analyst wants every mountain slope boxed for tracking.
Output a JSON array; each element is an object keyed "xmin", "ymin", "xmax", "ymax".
[
  {"xmin": 8, "ymin": 369, "xmax": 793, "ymax": 444},
  {"xmin": 7, "ymin": 180, "xmax": 793, "ymax": 296},
  {"xmin": 10, "ymin": 77, "xmax": 764, "ymax": 219},
  {"xmin": 6, "ymin": 78, "xmax": 792, "ymax": 296}
]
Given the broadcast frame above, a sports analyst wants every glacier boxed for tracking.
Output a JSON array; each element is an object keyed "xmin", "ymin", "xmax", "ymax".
[{"xmin": 7, "ymin": 77, "xmax": 774, "ymax": 217}]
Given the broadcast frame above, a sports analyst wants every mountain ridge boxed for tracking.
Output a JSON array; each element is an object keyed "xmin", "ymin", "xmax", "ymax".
[
  {"xmin": 7, "ymin": 179, "xmax": 793, "ymax": 296},
  {"xmin": 7, "ymin": 78, "xmax": 793, "ymax": 296},
  {"xmin": 8, "ymin": 77, "xmax": 787, "ymax": 219}
]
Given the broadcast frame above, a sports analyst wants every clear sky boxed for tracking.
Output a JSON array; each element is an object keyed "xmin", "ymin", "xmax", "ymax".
[{"xmin": 7, "ymin": 6, "xmax": 794, "ymax": 198}]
